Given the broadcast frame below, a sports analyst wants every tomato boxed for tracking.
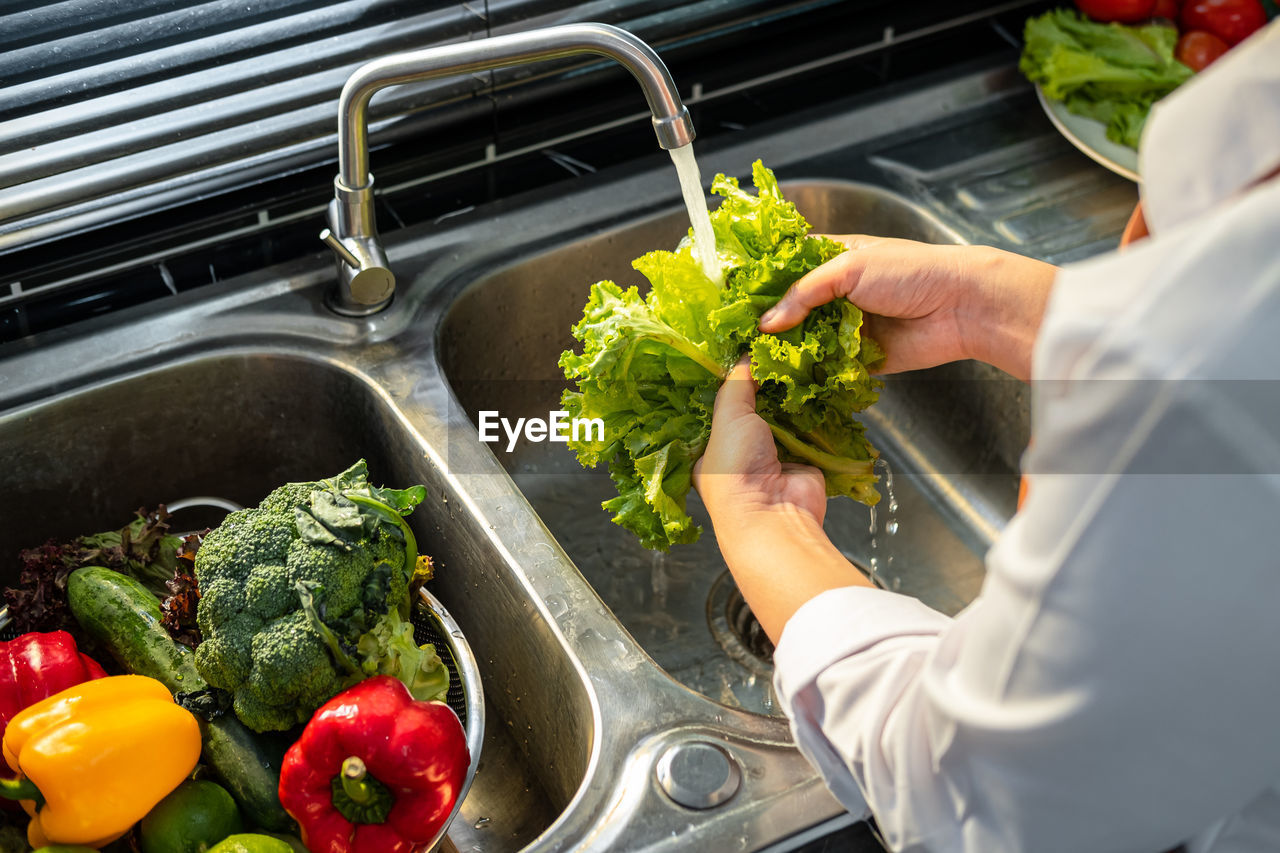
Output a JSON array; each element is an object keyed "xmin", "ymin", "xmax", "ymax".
[
  {"xmin": 1176, "ymin": 30, "xmax": 1231, "ymax": 69},
  {"xmin": 1075, "ymin": 0, "xmax": 1157, "ymax": 21},
  {"xmin": 1151, "ymin": 0, "xmax": 1181, "ymax": 18},
  {"xmin": 1180, "ymin": 0, "xmax": 1267, "ymax": 45}
]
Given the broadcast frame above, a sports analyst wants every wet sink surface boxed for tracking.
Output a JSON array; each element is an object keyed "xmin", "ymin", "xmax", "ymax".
[{"xmin": 439, "ymin": 181, "xmax": 1026, "ymax": 717}]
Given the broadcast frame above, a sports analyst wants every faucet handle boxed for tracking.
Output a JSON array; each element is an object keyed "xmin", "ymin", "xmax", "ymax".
[
  {"xmin": 323, "ymin": 194, "xmax": 396, "ymax": 315},
  {"xmin": 320, "ymin": 228, "xmax": 362, "ymax": 269}
]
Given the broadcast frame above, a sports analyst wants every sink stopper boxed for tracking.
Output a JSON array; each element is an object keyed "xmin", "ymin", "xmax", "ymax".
[{"xmin": 655, "ymin": 741, "xmax": 742, "ymax": 809}]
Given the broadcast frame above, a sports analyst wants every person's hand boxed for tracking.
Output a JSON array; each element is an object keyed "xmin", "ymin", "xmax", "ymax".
[
  {"xmin": 693, "ymin": 357, "xmax": 872, "ymax": 642},
  {"xmin": 760, "ymin": 236, "xmax": 1058, "ymax": 382},
  {"xmin": 693, "ymin": 357, "xmax": 828, "ymax": 531}
]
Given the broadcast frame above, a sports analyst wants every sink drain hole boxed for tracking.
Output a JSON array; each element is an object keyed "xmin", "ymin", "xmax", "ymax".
[
  {"xmin": 726, "ymin": 586, "xmax": 774, "ymax": 663},
  {"xmin": 707, "ymin": 571, "xmax": 774, "ymax": 677}
]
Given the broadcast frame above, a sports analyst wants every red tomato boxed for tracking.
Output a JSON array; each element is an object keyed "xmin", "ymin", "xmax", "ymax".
[
  {"xmin": 1151, "ymin": 0, "xmax": 1181, "ymax": 18},
  {"xmin": 1075, "ymin": 0, "xmax": 1157, "ymax": 21},
  {"xmin": 1180, "ymin": 0, "xmax": 1267, "ymax": 45},
  {"xmin": 1176, "ymin": 30, "xmax": 1231, "ymax": 69}
]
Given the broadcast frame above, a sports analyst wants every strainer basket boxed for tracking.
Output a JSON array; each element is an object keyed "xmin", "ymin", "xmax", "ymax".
[{"xmin": 410, "ymin": 586, "xmax": 486, "ymax": 851}]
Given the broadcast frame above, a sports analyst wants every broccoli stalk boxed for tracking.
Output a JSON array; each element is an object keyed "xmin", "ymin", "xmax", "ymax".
[
  {"xmin": 297, "ymin": 576, "xmax": 450, "ymax": 705},
  {"xmin": 355, "ymin": 611, "xmax": 450, "ymax": 703}
]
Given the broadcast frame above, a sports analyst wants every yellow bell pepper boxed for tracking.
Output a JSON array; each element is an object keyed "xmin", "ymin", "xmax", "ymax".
[{"xmin": 0, "ymin": 674, "xmax": 201, "ymax": 849}]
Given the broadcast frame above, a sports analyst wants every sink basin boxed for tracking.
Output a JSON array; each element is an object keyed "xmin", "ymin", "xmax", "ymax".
[
  {"xmin": 438, "ymin": 180, "xmax": 1026, "ymax": 718},
  {"xmin": 0, "ymin": 352, "xmax": 572, "ymax": 851}
]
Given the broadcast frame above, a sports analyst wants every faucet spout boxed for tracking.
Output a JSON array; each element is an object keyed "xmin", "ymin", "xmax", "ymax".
[{"xmin": 325, "ymin": 23, "xmax": 696, "ymax": 315}]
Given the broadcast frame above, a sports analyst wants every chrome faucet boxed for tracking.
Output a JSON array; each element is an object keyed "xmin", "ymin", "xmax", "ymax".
[{"xmin": 323, "ymin": 23, "xmax": 696, "ymax": 315}]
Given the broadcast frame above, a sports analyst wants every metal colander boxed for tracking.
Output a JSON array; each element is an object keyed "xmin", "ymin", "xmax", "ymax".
[{"xmin": 411, "ymin": 586, "xmax": 486, "ymax": 850}]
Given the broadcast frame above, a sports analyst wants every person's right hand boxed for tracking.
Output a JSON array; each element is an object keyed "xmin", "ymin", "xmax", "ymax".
[{"xmin": 759, "ymin": 236, "xmax": 1058, "ymax": 382}]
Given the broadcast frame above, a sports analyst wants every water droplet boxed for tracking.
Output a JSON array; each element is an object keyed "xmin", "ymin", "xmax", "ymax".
[
  {"xmin": 650, "ymin": 551, "xmax": 669, "ymax": 608},
  {"xmin": 544, "ymin": 594, "xmax": 568, "ymax": 618},
  {"xmin": 473, "ymin": 817, "xmax": 491, "ymax": 829},
  {"xmin": 885, "ymin": 520, "xmax": 898, "ymax": 536},
  {"xmin": 868, "ymin": 505, "xmax": 877, "ymax": 535}
]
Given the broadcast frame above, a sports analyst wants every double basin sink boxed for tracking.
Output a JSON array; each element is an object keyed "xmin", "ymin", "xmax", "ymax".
[{"xmin": 0, "ymin": 66, "xmax": 1075, "ymax": 852}]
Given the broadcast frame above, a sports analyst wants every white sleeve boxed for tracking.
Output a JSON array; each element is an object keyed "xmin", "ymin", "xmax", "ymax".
[
  {"xmin": 1139, "ymin": 21, "xmax": 1280, "ymax": 235},
  {"xmin": 772, "ymin": 181, "xmax": 1280, "ymax": 851}
]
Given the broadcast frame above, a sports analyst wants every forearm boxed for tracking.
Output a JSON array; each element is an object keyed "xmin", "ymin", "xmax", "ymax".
[
  {"xmin": 713, "ymin": 506, "xmax": 872, "ymax": 644},
  {"xmin": 956, "ymin": 246, "xmax": 1057, "ymax": 382}
]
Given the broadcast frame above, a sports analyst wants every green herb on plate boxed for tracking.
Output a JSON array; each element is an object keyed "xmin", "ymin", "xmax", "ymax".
[{"xmin": 1021, "ymin": 8, "xmax": 1193, "ymax": 149}]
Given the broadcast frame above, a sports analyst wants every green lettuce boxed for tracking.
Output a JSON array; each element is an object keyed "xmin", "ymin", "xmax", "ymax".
[
  {"xmin": 1019, "ymin": 9, "xmax": 1192, "ymax": 149},
  {"xmin": 559, "ymin": 161, "xmax": 883, "ymax": 550}
]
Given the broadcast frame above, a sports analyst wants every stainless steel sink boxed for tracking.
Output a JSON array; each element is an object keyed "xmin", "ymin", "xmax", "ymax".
[
  {"xmin": 438, "ymin": 180, "xmax": 1026, "ymax": 723},
  {"xmin": 0, "ymin": 64, "xmax": 1125, "ymax": 852}
]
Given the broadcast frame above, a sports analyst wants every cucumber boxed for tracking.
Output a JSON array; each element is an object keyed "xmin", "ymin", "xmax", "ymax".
[{"xmin": 68, "ymin": 567, "xmax": 295, "ymax": 833}]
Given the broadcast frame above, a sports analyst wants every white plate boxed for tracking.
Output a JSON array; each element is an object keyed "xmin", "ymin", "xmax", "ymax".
[{"xmin": 1036, "ymin": 86, "xmax": 1140, "ymax": 182}]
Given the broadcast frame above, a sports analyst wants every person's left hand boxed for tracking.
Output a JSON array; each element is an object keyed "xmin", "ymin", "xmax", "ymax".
[
  {"xmin": 694, "ymin": 357, "xmax": 871, "ymax": 642},
  {"xmin": 693, "ymin": 357, "xmax": 828, "ymax": 536}
]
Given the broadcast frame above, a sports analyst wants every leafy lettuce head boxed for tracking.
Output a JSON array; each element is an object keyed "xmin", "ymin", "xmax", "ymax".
[{"xmin": 559, "ymin": 161, "xmax": 883, "ymax": 550}]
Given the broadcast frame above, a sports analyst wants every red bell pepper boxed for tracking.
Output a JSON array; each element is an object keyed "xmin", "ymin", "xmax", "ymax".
[
  {"xmin": 278, "ymin": 675, "xmax": 469, "ymax": 853},
  {"xmin": 0, "ymin": 630, "xmax": 107, "ymax": 741}
]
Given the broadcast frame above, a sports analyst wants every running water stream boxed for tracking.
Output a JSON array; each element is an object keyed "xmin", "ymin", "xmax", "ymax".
[
  {"xmin": 668, "ymin": 144, "xmax": 723, "ymax": 284},
  {"xmin": 867, "ymin": 458, "xmax": 900, "ymax": 589}
]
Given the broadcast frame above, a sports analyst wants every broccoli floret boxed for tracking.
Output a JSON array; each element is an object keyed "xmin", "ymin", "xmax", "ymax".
[
  {"xmin": 244, "ymin": 611, "xmax": 346, "ymax": 727},
  {"xmin": 284, "ymin": 539, "xmax": 366, "ymax": 616},
  {"xmin": 195, "ymin": 622, "xmax": 254, "ymax": 690},
  {"xmin": 243, "ymin": 564, "xmax": 294, "ymax": 621},
  {"xmin": 195, "ymin": 508, "xmax": 294, "ymax": 581},
  {"xmin": 360, "ymin": 548, "xmax": 410, "ymax": 621},
  {"xmin": 197, "ymin": 577, "xmax": 247, "ymax": 633},
  {"xmin": 231, "ymin": 684, "xmax": 299, "ymax": 734},
  {"xmin": 193, "ymin": 460, "xmax": 428, "ymax": 732},
  {"xmin": 257, "ymin": 481, "xmax": 317, "ymax": 515}
]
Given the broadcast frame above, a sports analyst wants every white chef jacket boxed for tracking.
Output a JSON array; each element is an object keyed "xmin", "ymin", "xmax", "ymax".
[{"xmin": 772, "ymin": 22, "xmax": 1280, "ymax": 853}]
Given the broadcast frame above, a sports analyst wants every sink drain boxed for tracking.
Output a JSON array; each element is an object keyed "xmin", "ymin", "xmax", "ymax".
[
  {"xmin": 706, "ymin": 571, "xmax": 774, "ymax": 678},
  {"xmin": 726, "ymin": 584, "xmax": 774, "ymax": 663}
]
